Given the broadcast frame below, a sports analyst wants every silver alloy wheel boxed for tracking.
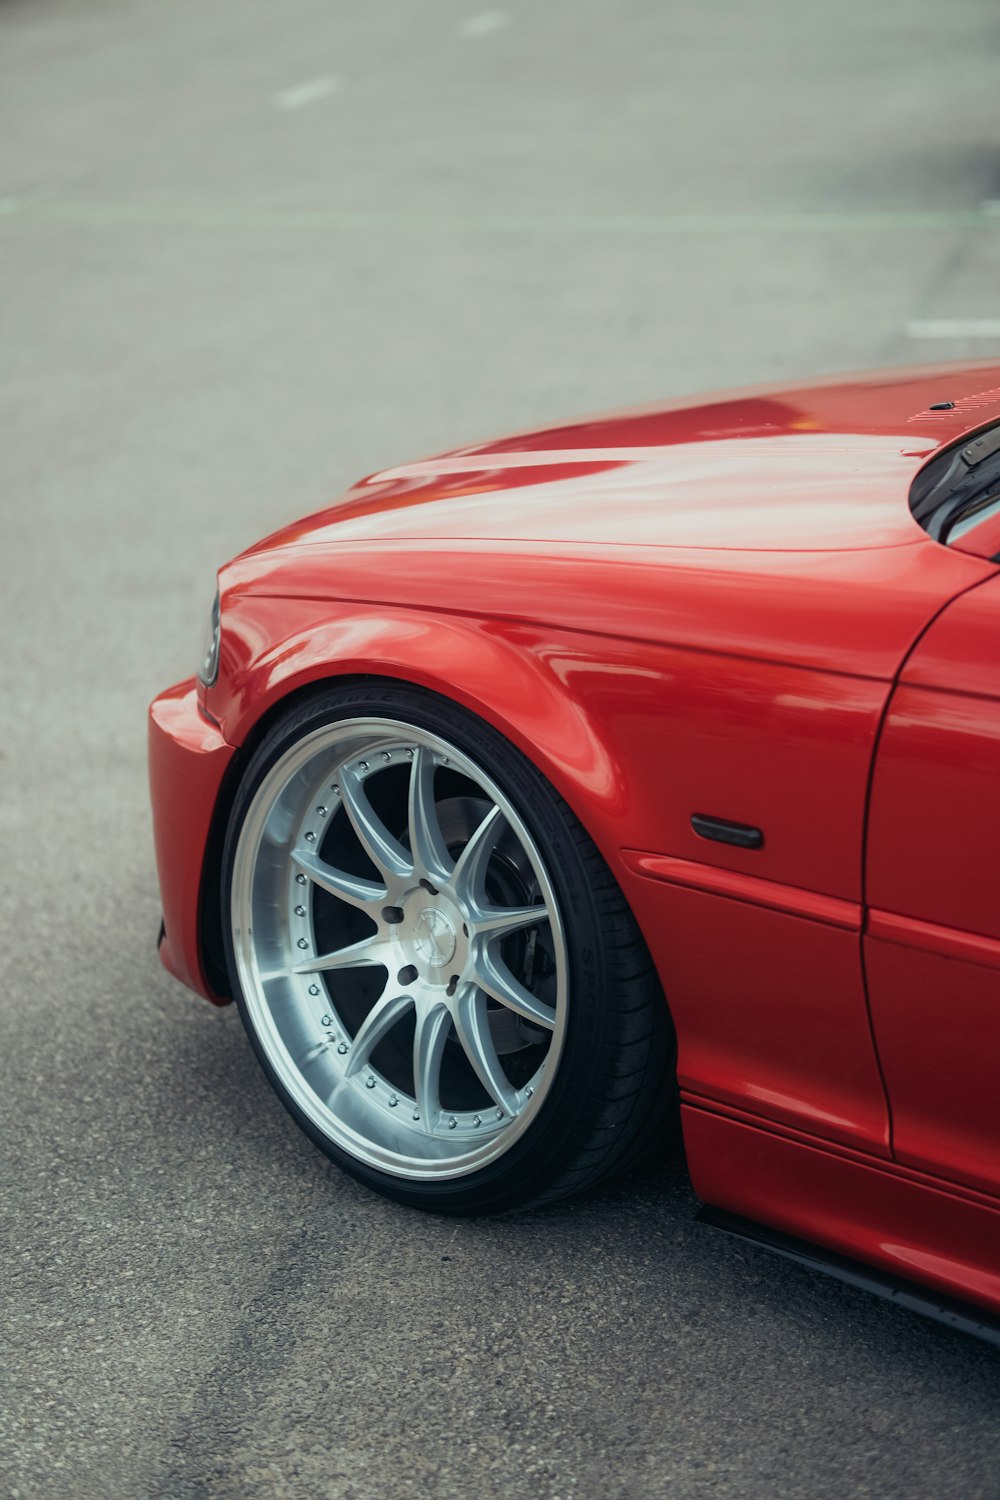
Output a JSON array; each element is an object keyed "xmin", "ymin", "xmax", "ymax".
[{"xmin": 230, "ymin": 718, "xmax": 569, "ymax": 1179}]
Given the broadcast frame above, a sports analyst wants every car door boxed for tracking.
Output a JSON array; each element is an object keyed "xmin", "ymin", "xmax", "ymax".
[{"xmin": 865, "ymin": 572, "xmax": 1000, "ymax": 1197}]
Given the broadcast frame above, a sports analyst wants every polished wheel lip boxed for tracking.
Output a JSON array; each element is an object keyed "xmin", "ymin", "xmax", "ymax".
[{"xmin": 230, "ymin": 716, "xmax": 569, "ymax": 1181}]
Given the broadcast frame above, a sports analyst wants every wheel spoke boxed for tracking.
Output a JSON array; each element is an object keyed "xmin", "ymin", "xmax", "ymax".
[
  {"xmin": 407, "ymin": 746, "xmax": 453, "ymax": 883},
  {"xmin": 339, "ymin": 768, "xmax": 412, "ymax": 887},
  {"xmin": 291, "ymin": 847, "xmax": 386, "ymax": 911},
  {"xmin": 469, "ymin": 903, "xmax": 548, "ymax": 940},
  {"xmin": 412, "ymin": 1001, "xmax": 452, "ymax": 1130},
  {"xmin": 452, "ymin": 983, "xmax": 519, "ymax": 1115},
  {"xmin": 472, "ymin": 945, "xmax": 556, "ymax": 1031},
  {"xmin": 451, "ymin": 804, "xmax": 503, "ymax": 907},
  {"xmin": 293, "ymin": 933, "xmax": 389, "ymax": 975},
  {"xmin": 344, "ymin": 991, "xmax": 413, "ymax": 1077}
]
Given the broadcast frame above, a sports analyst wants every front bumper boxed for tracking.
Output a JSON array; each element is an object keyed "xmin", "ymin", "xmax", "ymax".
[{"xmin": 148, "ymin": 678, "xmax": 236, "ymax": 1003}]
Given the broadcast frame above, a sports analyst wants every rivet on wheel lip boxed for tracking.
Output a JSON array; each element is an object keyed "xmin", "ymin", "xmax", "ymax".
[
  {"xmin": 296, "ymin": 873, "xmax": 307, "ymax": 885},
  {"xmin": 383, "ymin": 752, "xmax": 391, "ymax": 762},
  {"xmin": 524, "ymin": 1086, "xmax": 533, "ymax": 1098},
  {"xmin": 295, "ymin": 905, "xmax": 306, "ymax": 917},
  {"xmin": 388, "ymin": 1094, "xmax": 398, "ymax": 1107},
  {"xmin": 473, "ymin": 1115, "xmax": 481, "ymax": 1128},
  {"xmin": 359, "ymin": 760, "xmax": 369, "ymax": 770},
  {"xmin": 412, "ymin": 1110, "xmax": 420, "ymax": 1120},
  {"xmin": 304, "ymin": 831, "xmax": 316, "ymax": 843},
  {"xmin": 366, "ymin": 1076, "xmax": 376, "ymax": 1089},
  {"xmin": 316, "ymin": 805, "xmax": 328, "ymax": 817},
  {"xmin": 308, "ymin": 984, "xmax": 320, "ymax": 996},
  {"xmin": 448, "ymin": 1116, "xmax": 457, "ymax": 1130},
  {"xmin": 495, "ymin": 1109, "xmax": 504, "ymax": 1120},
  {"xmin": 337, "ymin": 1042, "xmax": 348, "ymax": 1054},
  {"xmin": 297, "ymin": 938, "xmax": 309, "ymax": 950}
]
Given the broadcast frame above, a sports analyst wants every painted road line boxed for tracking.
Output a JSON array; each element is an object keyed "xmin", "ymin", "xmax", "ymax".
[
  {"xmin": 8, "ymin": 203, "xmax": 1000, "ymax": 236},
  {"xmin": 272, "ymin": 76, "xmax": 340, "ymax": 111},
  {"xmin": 0, "ymin": 184, "xmax": 65, "ymax": 215},
  {"xmin": 906, "ymin": 320, "xmax": 1000, "ymax": 339},
  {"xmin": 459, "ymin": 11, "xmax": 510, "ymax": 38}
]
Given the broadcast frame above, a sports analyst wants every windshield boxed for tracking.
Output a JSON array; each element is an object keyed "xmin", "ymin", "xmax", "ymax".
[{"xmin": 910, "ymin": 423, "xmax": 1000, "ymax": 552}]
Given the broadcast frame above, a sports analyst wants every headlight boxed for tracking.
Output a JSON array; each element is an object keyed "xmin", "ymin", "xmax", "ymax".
[{"xmin": 197, "ymin": 588, "xmax": 221, "ymax": 686}]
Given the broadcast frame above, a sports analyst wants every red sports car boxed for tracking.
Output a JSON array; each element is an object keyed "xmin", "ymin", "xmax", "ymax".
[{"xmin": 149, "ymin": 363, "xmax": 1000, "ymax": 1343}]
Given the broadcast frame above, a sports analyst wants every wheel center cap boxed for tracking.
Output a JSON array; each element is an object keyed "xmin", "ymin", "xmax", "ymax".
[{"xmin": 413, "ymin": 907, "xmax": 457, "ymax": 968}]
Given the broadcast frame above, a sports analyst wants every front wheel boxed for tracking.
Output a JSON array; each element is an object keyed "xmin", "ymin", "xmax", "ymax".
[{"xmin": 221, "ymin": 683, "xmax": 674, "ymax": 1213}]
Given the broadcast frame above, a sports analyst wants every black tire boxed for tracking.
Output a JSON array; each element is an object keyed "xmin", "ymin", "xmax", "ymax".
[{"xmin": 221, "ymin": 681, "xmax": 675, "ymax": 1214}]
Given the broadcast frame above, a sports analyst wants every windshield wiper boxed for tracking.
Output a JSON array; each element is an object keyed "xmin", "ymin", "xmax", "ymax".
[{"xmin": 911, "ymin": 423, "xmax": 1000, "ymax": 543}]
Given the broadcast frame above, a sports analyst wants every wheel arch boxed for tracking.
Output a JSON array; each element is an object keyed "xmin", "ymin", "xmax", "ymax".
[
  {"xmin": 200, "ymin": 598, "xmax": 642, "ymax": 1006},
  {"xmin": 213, "ymin": 598, "xmax": 631, "ymax": 857}
]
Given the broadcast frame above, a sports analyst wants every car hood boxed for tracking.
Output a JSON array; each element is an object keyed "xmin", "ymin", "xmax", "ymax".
[{"xmin": 247, "ymin": 363, "xmax": 1000, "ymax": 558}]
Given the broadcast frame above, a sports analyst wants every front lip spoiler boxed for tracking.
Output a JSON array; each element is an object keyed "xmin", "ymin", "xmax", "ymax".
[{"xmin": 697, "ymin": 1205, "xmax": 1000, "ymax": 1348}]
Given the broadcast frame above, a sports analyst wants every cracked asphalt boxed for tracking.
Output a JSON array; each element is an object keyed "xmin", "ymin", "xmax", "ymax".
[{"xmin": 3, "ymin": 1, "xmax": 1000, "ymax": 1496}]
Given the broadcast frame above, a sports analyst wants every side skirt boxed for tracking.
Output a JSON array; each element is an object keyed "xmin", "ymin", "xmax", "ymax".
[{"xmin": 697, "ymin": 1205, "xmax": 1000, "ymax": 1349}]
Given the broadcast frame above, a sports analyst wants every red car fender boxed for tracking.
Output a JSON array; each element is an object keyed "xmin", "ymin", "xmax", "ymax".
[
  {"xmin": 209, "ymin": 593, "xmax": 624, "ymax": 825},
  {"xmin": 207, "ymin": 590, "xmax": 893, "ymax": 1159}
]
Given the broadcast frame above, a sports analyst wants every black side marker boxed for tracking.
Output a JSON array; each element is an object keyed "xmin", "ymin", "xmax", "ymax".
[{"xmin": 691, "ymin": 814, "xmax": 764, "ymax": 850}]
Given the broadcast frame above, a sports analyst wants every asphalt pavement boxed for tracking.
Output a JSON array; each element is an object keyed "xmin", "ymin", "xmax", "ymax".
[{"xmin": 3, "ymin": 2, "xmax": 1000, "ymax": 1496}]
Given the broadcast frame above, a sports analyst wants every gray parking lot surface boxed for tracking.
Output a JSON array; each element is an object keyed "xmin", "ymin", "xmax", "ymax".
[{"xmin": 3, "ymin": 2, "xmax": 1000, "ymax": 1496}]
